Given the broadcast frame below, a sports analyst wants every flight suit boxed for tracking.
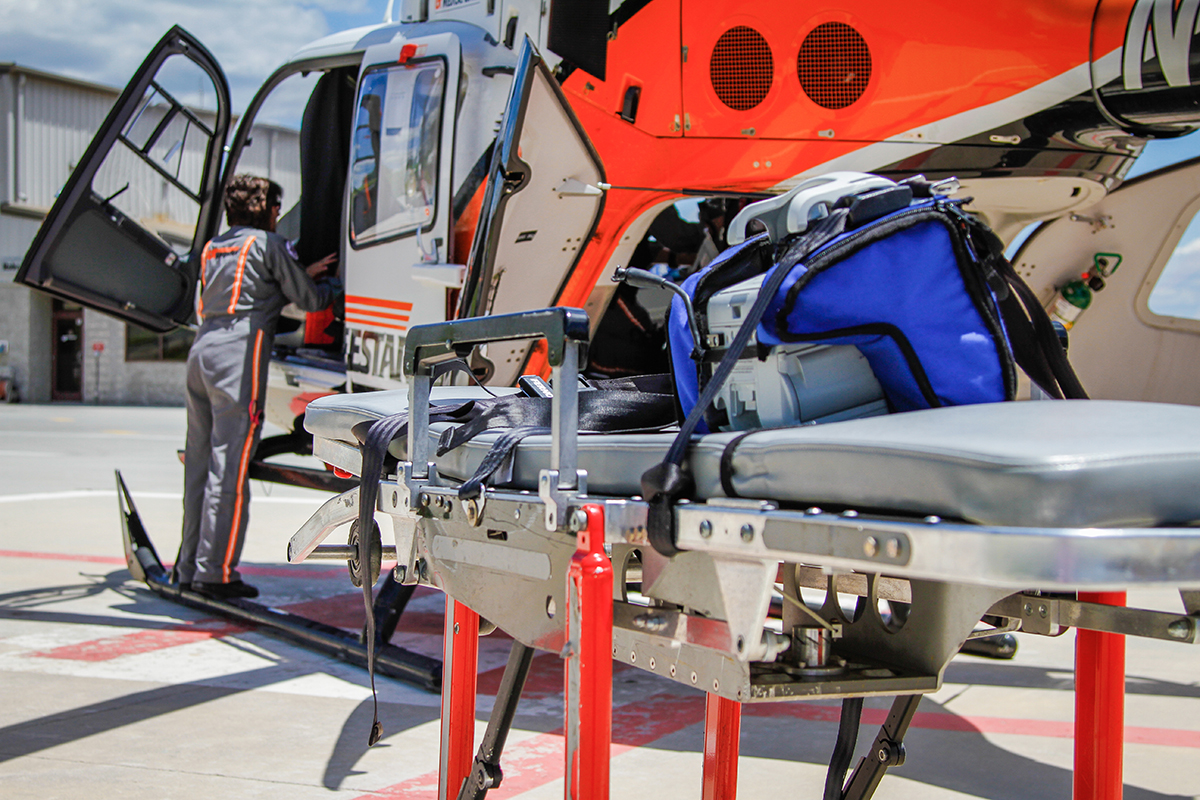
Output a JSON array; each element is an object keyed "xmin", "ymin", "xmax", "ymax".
[{"xmin": 179, "ymin": 227, "xmax": 340, "ymax": 585}]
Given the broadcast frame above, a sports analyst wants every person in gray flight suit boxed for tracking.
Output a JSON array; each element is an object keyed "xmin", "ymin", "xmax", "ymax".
[{"xmin": 178, "ymin": 174, "xmax": 341, "ymax": 599}]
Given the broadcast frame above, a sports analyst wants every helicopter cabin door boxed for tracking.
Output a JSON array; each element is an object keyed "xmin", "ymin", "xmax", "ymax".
[
  {"xmin": 341, "ymin": 32, "xmax": 463, "ymax": 389},
  {"xmin": 456, "ymin": 37, "xmax": 607, "ymax": 387},
  {"xmin": 16, "ymin": 26, "xmax": 230, "ymax": 333}
]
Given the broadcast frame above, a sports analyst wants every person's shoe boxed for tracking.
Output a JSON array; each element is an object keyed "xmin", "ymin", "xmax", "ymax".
[{"xmin": 193, "ymin": 580, "xmax": 259, "ymax": 600}]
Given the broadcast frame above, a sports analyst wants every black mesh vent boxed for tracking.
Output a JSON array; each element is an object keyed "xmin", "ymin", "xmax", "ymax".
[
  {"xmin": 797, "ymin": 22, "xmax": 871, "ymax": 110},
  {"xmin": 710, "ymin": 26, "xmax": 773, "ymax": 111}
]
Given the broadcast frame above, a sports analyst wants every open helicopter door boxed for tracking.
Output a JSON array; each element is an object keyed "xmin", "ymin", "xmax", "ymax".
[
  {"xmin": 1013, "ymin": 156, "xmax": 1200, "ymax": 406},
  {"xmin": 457, "ymin": 37, "xmax": 606, "ymax": 386},
  {"xmin": 341, "ymin": 32, "xmax": 463, "ymax": 387},
  {"xmin": 15, "ymin": 27, "xmax": 230, "ymax": 333}
]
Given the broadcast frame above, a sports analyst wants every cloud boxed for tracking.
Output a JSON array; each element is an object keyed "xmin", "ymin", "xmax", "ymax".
[
  {"xmin": 1149, "ymin": 243, "xmax": 1200, "ymax": 319},
  {"xmin": 0, "ymin": 0, "xmax": 379, "ymax": 112},
  {"xmin": 1172, "ymin": 234, "xmax": 1200, "ymax": 257}
]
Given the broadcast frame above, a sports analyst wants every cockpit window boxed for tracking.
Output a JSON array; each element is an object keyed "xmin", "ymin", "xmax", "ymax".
[
  {"xmin": 1147, "ymin": 210, "xmax": 1200, "ymax": 321},
  {"xmin": 349, "ymin": 60, "xmax": 445, "ymax": 247}
]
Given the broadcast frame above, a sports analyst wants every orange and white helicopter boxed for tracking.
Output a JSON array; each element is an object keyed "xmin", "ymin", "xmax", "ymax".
[
  {"xmin": 16, "ymin": 4, "xmax": 1200, "ymax": 798},
  {"xmin": 16, "ymin": 0, "xmax": 1200, "ymax": 433}
]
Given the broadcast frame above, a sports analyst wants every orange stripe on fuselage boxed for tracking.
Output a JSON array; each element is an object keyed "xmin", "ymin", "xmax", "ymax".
[
  {"xmin": 226, "ymin": 236, "xmax": 257, "ymax": 315},
  {"xmin": 344, "ymin": 307, "xmax": 411, "ymax": 322},
  {"xmin": 346, "ymin": 295, "xmax": 413, "ymax": 311},
  {"xmin": 225, "ymin": 328, "xmax": 264, "ymax": 582}
]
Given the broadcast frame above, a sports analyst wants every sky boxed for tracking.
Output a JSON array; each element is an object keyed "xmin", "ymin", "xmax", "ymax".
[{"xmin": 0, "ymin": 0, "xmax": 391, "ymax": 113}]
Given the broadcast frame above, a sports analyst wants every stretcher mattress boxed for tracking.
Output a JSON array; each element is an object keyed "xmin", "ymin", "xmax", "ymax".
[{"xmin": 304, "ymin": 391, "xmax": 1200, "ymax": 528}]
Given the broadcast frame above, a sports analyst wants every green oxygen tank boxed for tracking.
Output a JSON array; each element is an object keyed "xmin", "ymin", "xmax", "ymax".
[{"xmin": 1048, "ymin": 275, "xmax": 1093, "ymax": 330}]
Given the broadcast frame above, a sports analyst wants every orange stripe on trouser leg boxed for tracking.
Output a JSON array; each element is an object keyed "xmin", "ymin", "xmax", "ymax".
[
  {"xmin": 226, "ymin": 235, "xmax": 256, "ymax": 314},
  {"xmin": 224, "ymin": 329, "xmax": 264, "ymax": 581}
]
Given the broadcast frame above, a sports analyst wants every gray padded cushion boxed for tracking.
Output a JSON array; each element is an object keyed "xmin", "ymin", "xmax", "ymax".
[
  {"xmin": 308, "ymin": 393, "xmax": 1200, "ymax": 528},
  {"xmin": 712, "ymin": 400, "xmax": 1200, "ymax": 528},
  {"xmin": 304, "ymin": 387, "xmax": 521, "ymax": 444}
]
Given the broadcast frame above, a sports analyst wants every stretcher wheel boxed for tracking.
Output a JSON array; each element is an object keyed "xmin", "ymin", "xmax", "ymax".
[{"xmin": 347, "ymin": 519, "xmax": 382, "ymax": 588}]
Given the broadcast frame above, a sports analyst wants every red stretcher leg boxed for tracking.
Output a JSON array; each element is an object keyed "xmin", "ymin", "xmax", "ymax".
[
  {"xmin": 564, "ymin": 503, "xmax": 613, "ymax": 800},
  {"xmin": 702, "ymin": 694, "xmax": 741, "ymax": 800},
  {"xmin": 440, "ymin": 598, "xmax": 480, "ymax": 800},
  {"xmin": 1074, "ymin": 591, "xmax": 1126, "ymax": 800}
]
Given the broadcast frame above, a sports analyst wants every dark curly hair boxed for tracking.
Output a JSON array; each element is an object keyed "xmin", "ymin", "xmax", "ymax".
[{"xmin": 223, "ymin": 174, "xmax": 283, "ymax": 229}]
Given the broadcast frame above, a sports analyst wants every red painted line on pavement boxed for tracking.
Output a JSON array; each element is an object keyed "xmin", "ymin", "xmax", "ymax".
[
  {"xmin": 743, "ymin": 703, "xmax": 1200, "ymax": 749},
  {"xmin": 281, "ymin": 591, "xmax": 448, "ymax": 635},
  {"xmin": 0, "ymin": 548, "xmax": 349, "ymax": 579},
  {"xmin": 238, "ymin": 564, "xmax": 356, "ymax": 580},
  {"xmin": 10, "ymin": 542, "xmax": 1196, "ymax": 755},
  {"xmin": 357, "ymin": 691, "xmax": 1200, "ymax": 799},
  {"xmin": 26, "ymin": 619, "xmax": 251, "ymax": 661},
  {"xmin": 0, "ymin": 549, "xmax": 126, "ymax": 565},
  {"xmin": 476, "ymin": 652, "xmax": 563, "ymax": 698},
  {"xmin": 354, "ymin": 692, "xmax": 705, "ymax": 799}
]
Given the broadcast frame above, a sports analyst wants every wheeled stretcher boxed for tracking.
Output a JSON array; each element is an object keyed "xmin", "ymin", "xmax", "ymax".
[{"xmin": 291, "ymin": 307, "xmax": 1200, "ymax": 800}]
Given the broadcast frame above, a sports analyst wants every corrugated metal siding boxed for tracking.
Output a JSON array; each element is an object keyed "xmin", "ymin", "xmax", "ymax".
[
  {"xmin": 0, "ymin": 213, "xmax": 43, "ymax": 265},
  {"xmin": 18, "ymin": 76, "xmax": 113, "ymax": 208},
  {"xmin": 238, "ymin": 125, "xmax": 303, "ymax": 211}
]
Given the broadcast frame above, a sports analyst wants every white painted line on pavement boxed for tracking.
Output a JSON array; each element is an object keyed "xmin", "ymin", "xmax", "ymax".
[
  {"xmin": 0, "ymin": 490, "xmax": 324, "ymax": 505},
  {"xmin": 0, "ymin": 430, "xmax": 182, "ymax": 440}
]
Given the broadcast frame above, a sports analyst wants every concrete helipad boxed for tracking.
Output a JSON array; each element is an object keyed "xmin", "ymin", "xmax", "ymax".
[{"xmin": 0, "ymin": 403, "xmax": 1198, "ymax": 799}]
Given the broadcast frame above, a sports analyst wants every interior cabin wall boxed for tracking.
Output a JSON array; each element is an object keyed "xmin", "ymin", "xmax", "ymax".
[{"xmin": 1014, "ymin": 160, "xmax": 1200, "ymax": 406}]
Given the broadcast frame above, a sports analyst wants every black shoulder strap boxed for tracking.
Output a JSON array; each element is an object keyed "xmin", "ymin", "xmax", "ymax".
[
  {"xmin": 640, "ymin": 210, "xmax": 849, "ymax": 555},
  {"xmin": 967, "ymin": 222, "xmax": 1089, "ymax": 400},
  {"xmin": 355, "ymin": 411, "xmax": 411, "ymax": 747}
]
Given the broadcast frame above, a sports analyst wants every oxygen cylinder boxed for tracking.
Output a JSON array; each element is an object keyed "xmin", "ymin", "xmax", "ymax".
[
  {"xmin": 1048, "ymin": 275, "xmax": 1093, "ymax": 330},
  {"xmin": 1046, "ymin": 254, "xmax": 1121, "ymax": 331}
]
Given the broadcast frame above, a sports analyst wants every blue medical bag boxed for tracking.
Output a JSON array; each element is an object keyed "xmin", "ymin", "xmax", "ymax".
[{"xmin": 667, "ymin": 194, "xmax": 1019, "ymax": 432}]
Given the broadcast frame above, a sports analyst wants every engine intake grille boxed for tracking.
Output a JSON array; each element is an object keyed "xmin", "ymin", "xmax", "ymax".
[
  {"xmin": 710, "ymin": 26, "xmax": 773, "ymax": 111},
  {"xmin": 797, "ymin": 22, "xmax": 871, "ymax": 110}
]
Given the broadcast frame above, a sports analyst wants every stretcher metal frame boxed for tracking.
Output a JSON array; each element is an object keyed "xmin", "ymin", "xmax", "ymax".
[{"xmin": 290, "ymin": 307, "xmax": 1200, "ymax": 800}]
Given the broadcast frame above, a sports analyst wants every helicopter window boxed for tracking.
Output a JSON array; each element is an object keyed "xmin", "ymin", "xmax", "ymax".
[
  {"xmin": 349, "ymin": 60, "xmax": 445, "ymax": 248},
  {"xmin": 90, "ymin": 53, "xmax": 222, "ymax": 253},
  {"xmin": 232, "ymin": 71, "xmax": 319, "ymax": 240},
  {"xmin": 1147, "ymin": 209, "xmax": 1200, "ymax": 321}
]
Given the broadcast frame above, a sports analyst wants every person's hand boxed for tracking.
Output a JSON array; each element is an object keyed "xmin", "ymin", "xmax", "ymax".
[{"xmin": 306, "ymin": 253, "xmax": 337, "ymax": 278}]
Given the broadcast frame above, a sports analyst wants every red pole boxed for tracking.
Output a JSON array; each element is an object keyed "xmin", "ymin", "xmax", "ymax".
[
  {"xmin": 440, "ymin": 598, "xmax": 480, "ymax": 800},
  {"xmin": 564, "ymin": 504, "xmax": 613, "ymax": 800},
  {"xmin": 1074, "ymin": 591, "xmax": 1126, "ymax": 800},
  {"xmin": 702, "ymin": 694, "xmax": 741, "ymax": 800}
]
